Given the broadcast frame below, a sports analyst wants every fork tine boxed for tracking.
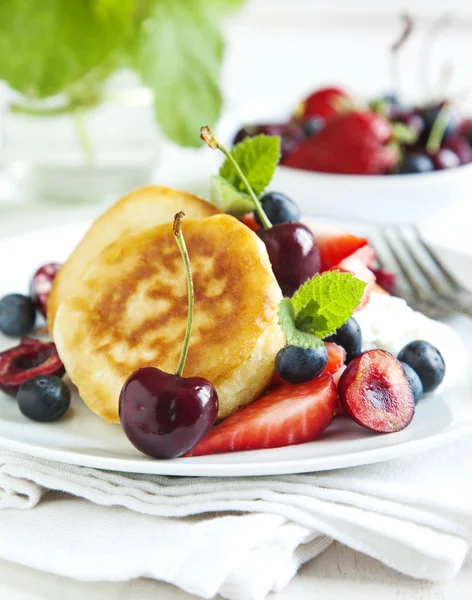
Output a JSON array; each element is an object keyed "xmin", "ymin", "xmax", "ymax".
[
  {"xmin": 394, "ymin": 227, "xmax": 456, "ymax": 300},
  {"xmin": 380, "ymin": 228, "xmax": 429, "ymax": 302},
  {"xmin": 413, "ymin": 226, "xmax": 465, "ymax": 292}
]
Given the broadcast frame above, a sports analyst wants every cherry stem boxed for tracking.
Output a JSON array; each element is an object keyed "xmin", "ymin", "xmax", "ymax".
[
  {"xmin": 173, "ymin": 211, "xmax": 194, "ymax": 378},
  {"xmin": 200, "ymin": 126, "xmax": 272, "ymax": 230},
  {"xmin": 426, "ymin": 104, "xmax": 450, "ymax": 154},
  {"xmin": 389, "ymin": 13, "xmax": 414, "ymax": 102}
]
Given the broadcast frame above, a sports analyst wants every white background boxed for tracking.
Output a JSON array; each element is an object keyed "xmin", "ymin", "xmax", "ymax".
[{"xmin": 1, "ymin": 0, "xmax": 472, "ymax": 598}]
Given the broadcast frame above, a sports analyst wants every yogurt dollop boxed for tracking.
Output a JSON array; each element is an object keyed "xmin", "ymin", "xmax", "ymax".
[{"xmin": 355, "ymin": 292, "xmax": 466, "ymax": 388}]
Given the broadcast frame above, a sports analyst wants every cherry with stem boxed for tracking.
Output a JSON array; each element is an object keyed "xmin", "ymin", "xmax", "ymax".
[
  {"xmin": 200, "ymin": 126, "xmax": 321, "ymax": 297},
  {"xmin": 119, "ymin": 212, "xmax": 219, "ymax": 459}
]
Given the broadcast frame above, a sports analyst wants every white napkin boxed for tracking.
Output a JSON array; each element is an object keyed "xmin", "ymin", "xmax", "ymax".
[{"xmin": 1, "ymin": 438, "xmax": 471, "ymax": 600}]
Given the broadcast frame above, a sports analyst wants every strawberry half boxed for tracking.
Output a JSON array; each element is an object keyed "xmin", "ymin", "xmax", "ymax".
[
  {"xmin": 241, "ymin": 212, "xmax": 260, "ymax": 232},
  {"xmin": 300, "ymin": 87, "xmax": 350, "ymax": 121},
  {"xmin": 317, "ymin": 233, "xmax": 369, "ymax": 270},
  {"xmin": 324, "ymin": 342, "xmax": 347, "ymax": 375},
  {"xmin": 186, "ymin": 374, "xmax": 337, "ymax": 456},
  {"xmin": 282, "ymin": 110, "xmax": 398, "ymax": 175}
]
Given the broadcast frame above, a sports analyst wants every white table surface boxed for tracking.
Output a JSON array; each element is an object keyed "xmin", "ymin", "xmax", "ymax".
[{"xmin": 2, "ymin": 1, "xmax": 472, "ymax": 597}]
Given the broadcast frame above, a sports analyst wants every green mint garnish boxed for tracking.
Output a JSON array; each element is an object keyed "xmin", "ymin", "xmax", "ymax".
[
  {"xmin": 209, "ymin": 175, "xmax": 254, "ymax": 217},
  {"xmin": 278, "ymin": 299, "xmax": 324, "ymax": 349},
  {"xmin": 219, "ymin": 134, "xmax": 281, "ymax": 196},
  {"xmin": 0, "ymin": 1, "xmax": 244, "ymax": 149},
  {"xmin": 201, "ymin": 127, "xmax": 276, "ymax": 229},
  {"xmin": 278, "ymin": 271, "xmax": 367, "ymax": 349}
]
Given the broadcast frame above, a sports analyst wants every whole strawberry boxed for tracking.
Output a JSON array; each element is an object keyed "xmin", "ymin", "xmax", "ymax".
[
  {"xmin": 282, "ymin": 111, "xmax": 398, "ymax": 175},
  {"xmin": 299, "ymin": 87, "xmax": 350, "ymax": 121}
]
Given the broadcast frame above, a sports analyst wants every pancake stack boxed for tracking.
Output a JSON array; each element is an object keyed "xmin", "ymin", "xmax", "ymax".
[{"xmin": 51, "ymin": 186, "xmax": 284, "ymax": 423}]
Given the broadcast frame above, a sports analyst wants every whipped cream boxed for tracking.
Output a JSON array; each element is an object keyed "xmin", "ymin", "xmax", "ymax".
[{"xmin": 355, "ymin": 293, "xmax": 467, "ymax": 388}]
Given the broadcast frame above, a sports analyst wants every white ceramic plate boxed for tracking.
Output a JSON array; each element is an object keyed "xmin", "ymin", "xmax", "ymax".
[
  {"xmin": 217, "ymin": 104, "xmax": 472, "ymax": 225},
  {"xmin": 0, "ymin": 222, "xmax": 471, "ymax": 476}
]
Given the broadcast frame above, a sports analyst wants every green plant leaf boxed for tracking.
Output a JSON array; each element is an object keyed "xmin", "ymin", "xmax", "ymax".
[
  {"xmin": 209, "ymin": 0, "xmax": 246, "ymax": 15},
  {"xmin": 134, "ymin": 0, "xmax": 225, "ymax": 147},
  {"xmin": 0, "ymin": 0, "xmax": 134, "ymax": 99},
  {"xmin": 278, "ymin": 299, "xmax": 324, "ymax": 350},
  {"xmin": 220, "ymin": 135, "xmax": 281, "ymax": 196},
  {"xmin": 295, "ymin": 299, "xmax": 329, "ymax": 334},
  {"xmin": 209, "ymin": 175, "xmax": 254, "ymax": 216},
  {"xmin": 291, "ymin": 271, "xmax": 366, "ymax": 338}
]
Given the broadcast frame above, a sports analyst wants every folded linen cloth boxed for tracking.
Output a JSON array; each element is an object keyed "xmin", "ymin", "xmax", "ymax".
[{"xmin": 1, "ymin": 437, "xmax": 472, "ymax": 600}]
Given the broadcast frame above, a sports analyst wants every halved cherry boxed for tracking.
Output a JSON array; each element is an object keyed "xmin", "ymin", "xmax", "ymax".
[
  {"xmin": 0, "ymin": 338, "xmax": 65, "ymax": 397},
  {"xmin": 338, "ymin": 349, "xmax": 415, "ymax": 432}
]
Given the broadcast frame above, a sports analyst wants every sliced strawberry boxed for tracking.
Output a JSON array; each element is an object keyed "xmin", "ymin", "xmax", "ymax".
[
  {"xmin": 324, "ymin": 342, "xmax": 346, "ymax": 375},
  {"xmin": 333, "ymin": 255, "xmax": 376, "ymax": 311},
  {"xmin": 316, "ymin": 233, "xmax": 369, "ymax": 270},
  {"xmin": 372, "ymin": 268, "xmax": 396, "ymax": 295},
  {"xmin": 300, "ymin": 87, "xmax": 350, "ymax": 121},
  {"xmin": 349, "ymin": 244, "xmax": 376, "ymax": 267},
  {"xmin": 282, "ymin": 110, "xmax": 397, "ymax": 175},
  {"xmin": 186, "ymin": 375, "xmax": 337, "ymax": 456},
  {"xmin": 333, "ymin": 366, "xmax": 347, "ymax": 416},
  {"xmin": 241, "ymin": 212, "xmax": 260, "ymax": 232}
]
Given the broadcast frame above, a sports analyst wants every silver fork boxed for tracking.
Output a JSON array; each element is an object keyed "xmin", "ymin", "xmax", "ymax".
[{"xmin": 369, "ymin": 225, "xmax": 472, "ymax": 319}]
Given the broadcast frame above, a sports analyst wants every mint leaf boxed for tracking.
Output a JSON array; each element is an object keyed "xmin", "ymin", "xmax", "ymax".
[
  {"xmin": 210, "ymin": 176, "xmax": 254, "ymax": 217},
  {"xmin": 295, "ymin": 299, "xmax": 329, "ymax": 333},
  {"xmin": 0, "ymin": 0, "xmax": 134, "ymax": 98},
  {"xmin": 278, "ymin": 299, "xmax": 324, "ymax": 350},
  {"xmin": 292, "ymin": 271, "xmax": 366, "ymax": 338},
  {"xmin": 220, "ymin": 135, "xmax": 281, "ymax": 196},
  {"xmin": 134, "ymin": 0, "xmax": 225, "ymax": 147}
]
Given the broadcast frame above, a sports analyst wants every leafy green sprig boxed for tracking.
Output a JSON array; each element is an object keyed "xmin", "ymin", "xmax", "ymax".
[{"xmin": 278, "ymin": 271, "xmax": 366, "ymax": 349}]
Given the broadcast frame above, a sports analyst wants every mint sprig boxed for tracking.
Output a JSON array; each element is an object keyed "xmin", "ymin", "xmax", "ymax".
[
  {"xmin": 278, "ymin": 299, "xmax": 324, "ymax": 349},
  {"xmin": 208, "ymin": 133, "xmax": 281, "ymax": 222},
  {"xmin": 219, "ymin": 134, "xmax": 281, "ymax": 196},
  {"xmin": 201, "ymin": 126, "xmax": 275, "ymax": 229},
  {"xmin": 278, "ymin": 271, "xmax": 366, "ymax": 349},
  {"xmin": 209, "ymin": 175, "xmax": 254, "ymax": 217}
]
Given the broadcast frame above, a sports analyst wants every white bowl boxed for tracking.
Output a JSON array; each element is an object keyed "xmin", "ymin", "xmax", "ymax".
[{"xmin": 270, "ymin": 163, "xmax": 472, "ymax": 225}]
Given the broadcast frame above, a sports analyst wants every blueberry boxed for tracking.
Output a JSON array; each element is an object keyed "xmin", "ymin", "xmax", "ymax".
[
  {"xmin": 397, "ymin": 340, "xmax": 445, "ymax": 393},
  {"xmin": 400, "ymin": 362, "xmax": 424, "ymax": 403},
  {"xmin": 325, "ymin": 317, "xmax": 362, "ymax": 363},
  {"xmin": 0, "ymin": 294, "xmax": 36, "ymax": 338},
  {"xmin": 17, "ymin": 376, "xmax": 70, "ymax": 422},
  {"xmin": 398, "ymin": 153, "xmax": 435, "ymax": 174},
  {"xmin": 254, "ymin": 192, "xmax": 301, "ymax": 226},
  {"xmin": 275, "ymin": 344, "xmax": 328, "ymax": 384}
]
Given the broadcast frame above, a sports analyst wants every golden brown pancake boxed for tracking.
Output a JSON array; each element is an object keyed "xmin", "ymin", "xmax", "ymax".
[
  {"xmin": 53, "ymin": 215, "xmax": 284, "ymax": 423},
  {"xmin": 48, "ymin": 185, "xmax": 219, "ymax": 334}
]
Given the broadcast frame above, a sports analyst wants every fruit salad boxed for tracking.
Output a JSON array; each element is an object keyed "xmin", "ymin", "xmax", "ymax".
[
  {"xmin": 0, "ymin": 127, "xmax": 449, "ymax": 459},
  {"xmin": 234, "ymin": 89, "xmax": 471, "ymax": 176},
  {"xmin": 233, "ymin": 17, "xmax": 472, "ymax": 176}
]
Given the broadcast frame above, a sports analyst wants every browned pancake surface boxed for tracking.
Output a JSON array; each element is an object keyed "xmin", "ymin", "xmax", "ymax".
[
  {"xmin": 54, "ymin": 215, "xmax": 282, "ymax": 422},
  {"xmin": 48, "ymin": 185, "xmax": 219, "ymax": 333}
]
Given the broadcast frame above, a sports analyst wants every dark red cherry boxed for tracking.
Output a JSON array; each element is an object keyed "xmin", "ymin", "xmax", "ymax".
[
  {"xmin": 119, "ymin": 367, "xmax": 219, "ymax": 459},
  {"xmin": 432, "ymin": 148, "xmax": 461, "ymax": 170},
  {"xmin": 30, "ymin": 263, "xmax": 61, "ymax": 317},
  {"xmin": 0, "ymin": 338, "xmax": 65, "ymax": 397},
  {"xmin": 257, "ymin": 223, "xmax": 321, "ymax": 297}
]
